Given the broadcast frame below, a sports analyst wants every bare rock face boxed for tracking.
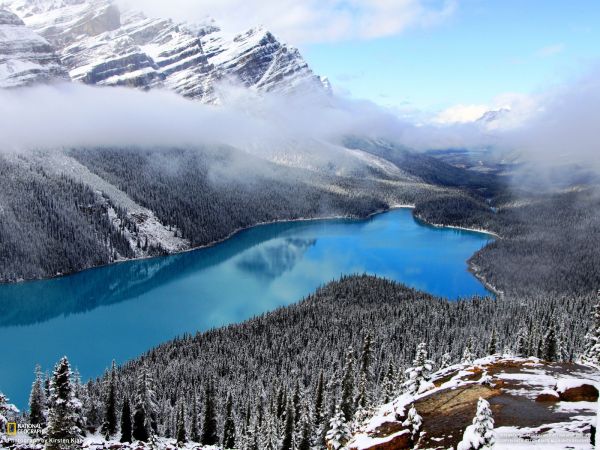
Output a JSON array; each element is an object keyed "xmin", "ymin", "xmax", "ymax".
[
  {"xmin": 0, "ymin": 7, "xmax": 68, "ymax": 87},
  {"xmin": 4, "ymin": 0, "xmax": 327, "ymax": 101},
  {"xmin": 558, "ymin": 383, "xmax": 599, "ymax": 402}
]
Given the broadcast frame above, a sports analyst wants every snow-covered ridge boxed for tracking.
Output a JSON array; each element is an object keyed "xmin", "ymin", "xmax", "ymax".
[
  {"xmin": 1, "ymin": 0, "xmax": 327, "ymax": 101},
  {"xmin": 0, "ymin": 7, "xmax": 67, "ymax": 87}
]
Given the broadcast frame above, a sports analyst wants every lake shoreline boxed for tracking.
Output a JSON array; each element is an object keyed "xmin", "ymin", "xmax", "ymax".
[{"xmin": 2, "ymin": 204, "xmax": 497, "ymax": 287}]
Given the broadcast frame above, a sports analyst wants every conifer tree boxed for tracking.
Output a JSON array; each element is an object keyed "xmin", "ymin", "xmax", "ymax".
[
  {"xmin": 583, "ymin": 291, "xmax": 600, "ymax": 365},
  {"xmin": 403, "ymin": 342, "xmax": 434, "ymax": 396},
  {"xmin": 487, "ymin": 329, "xmax": 498, "ymax": 355},
  {"xmin": 120, "ymin": 397, "xmax": 132, "ymax": 443},
  {"xmin": 190, "ymin": 391, "xmax": 200, "ymax": 442},
  {"xmin": 462, "ymin": 337, "xmax": 475, "ymax": 364},
  {"xmin": 281, "ymin": 401, "xmax": 294, "ymax": 450},
  {"xmin": 402, "ymin": 404, "xmax": 422, "ymax": 445},
  {"xmin": 313, "ymin": 371, "xmax": 324, "ymax": 431},
  {"xmin": 0, "ymin": 392, "xmax": 18, "ymax": 434},
  {"xmin": 100, "ymin": 361, "xmax": 118, "ymax": 439},
  {"xmin": 201, "ymin": 382, "xmax": 218, "ymax": 445},
  {"xmin": 259, "ymin": 411, "xmax": 278, "ymax": 450},
  {"xmin": 292, "ymin": 382, "xmax": 301, "ymax": 425},
  {"xmin": 359, "ymin": 332, "xmax": 374, "ymax": 382},
  {"xmin": 340, "ymin": 346, "xmax": 355, "ymax": 421},
  {"xmin": 514, "ymin": 326, "xmax": 528, "ymax": 357},
  {"xmin": 29, "ymin": 364, "xmax": 47, "ymax": 429},
  {"xmin": 440, "ymin": 352, "xmax": 452, "ymax": 370},
  {"xmin": 132, "ymin": 399, "xmax": 149, "ymax": 442},
  {"xmin": 325, "ymin": 406, "xmax": 351, "ymax": 450},
  {"xmin": 380, "ymin": 362, "xmax": 396, "ymax": 403},
  {"xmin": 45, "ymin": 357, "xmax": 83, "ymax": 450},
  {"xmin": 222, "ymin": 394, "xmax": 236, "ymax": 449},
  {"xmin": 543, "ymin": 318, "xmax": 559, "ymax": 362},
  {"xmin": 457, "ymin": 398, "xmax": 495, "ymax": 450},
  {"xmin": 176, "ymin": 401, "xmax": 187, "ymax": 444}
]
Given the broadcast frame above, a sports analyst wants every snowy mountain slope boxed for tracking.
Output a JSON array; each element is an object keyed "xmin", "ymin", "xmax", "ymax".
[
  {"xmin": 0, "ymin": 8, "xmax": 67, "ymax": 87},
  {"xmin": 3, "ymin": 0, "xmax": 326, "ymax": 101}
]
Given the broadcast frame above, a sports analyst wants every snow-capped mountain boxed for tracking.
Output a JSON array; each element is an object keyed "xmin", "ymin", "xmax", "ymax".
[
  {"xmin": 1, "ymin": 0, "xmax": 327, "ymax": 101},
  {"xmin": 0, "ymin": 8, "xmax": 67, "ymax": 87}
]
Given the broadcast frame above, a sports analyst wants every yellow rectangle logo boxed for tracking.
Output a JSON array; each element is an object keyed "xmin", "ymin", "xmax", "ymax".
[{"xmin": 6, "ymin": 422, "xmax": 17, "ymax": 436}]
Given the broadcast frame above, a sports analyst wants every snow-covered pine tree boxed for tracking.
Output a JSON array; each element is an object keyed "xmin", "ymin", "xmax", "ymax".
[
  {"xmin": 138, "ymin": 367, "xmax": 158, "ymax": 434},
  {"xmin": 340, "ymin": 346, "xmax": 356, "ymax": 421},
  {"xmin": 281, "ymin": 401, "xmax": 294, "ymax": 450},
  {"xmin": 359, "ymin": 332, "xmax": 374, "ymax": 384},
  {"xmin": 462, "ymin": 337, "xmax": 475, "ymax": 364},
  {"xmin": 100, "ymin": 361, "xmax": 118, "ymax": 439},
  {"xmin": 82, "ymin": 381, "xmax": 101, "ymax": 434},
  {"xmin": 0, "ymin": 392, "xmax": 18, "ymax": 435},
  {"xmin": 325, "ymin": 406, "xmax": 351, "ymax": 450},
  {"xmin": 403, "ymin": 342, "xmax": 434, "ymax": 396},
  {"xmin": 543, "ymin": 317, "xmax": 559, "ymax": 362},
  {"xmin": 132, "ymin": 398, "xmax": 149, "ymax": 442},
  {"xmin": 222, "ymin": 393, "xmax": 236, "ymax": 449},
  {"xmin": 355, "ymin": 372, "xmax": 369, "ymax": 410},
  {"xmin": 29, "ymin": 364, "xmax": 47, "ymax": 430},
  {"xmin": 292, "ymin": 382, "xmax": 301, "ymax": 426},
  {"xmin": 189, "ymin": 390, "xmax": 200, "ymax": 443},
  {"xmin": 120, "ymin": 397, "xmax": 132, "ymax": 443},
  {"xmin": 402, "ymin": 404, "xmax": 422, "ymax": 445},
  {"xmin": 457, "ymin": 397, "xmax": 495, "ymax": 450},
  {"xmin": 440, "ymin": 352, "xmax": 453, "ymax": 370},
  {"xmin": 259, "ymin": 410, "xmax": 278, "ymax": 450},
  {"xmin": 380, "ymin": 362, "xmax": 396, "ymax": 403},
  {"xmin": 312, "ymin": 371, "xmax": 325, "ymax": 438},
  {"xmin": 176, "ymin": 401, "xmax": 186, "ymax": 444},
  {"xmin": 583, "ymin": 291, "xmax": 600, "ymax": 366},
  {"xmin": 45, "ymin": 357, "xmax": 83, "ymax": 450},
  {"xmin": 201, "ymin": 381, "xmax": 218, "ymax": 446},
  {"xmin": 514, "ymin": 325, "xmax": 528, "ymax": 357},
  {"xmin": 295, "ymin": 396, "xmax": 312, "ymax": 450},
  {"xmin": 487, "ymin": 329, "xmax": 498, "ymax": 355}
]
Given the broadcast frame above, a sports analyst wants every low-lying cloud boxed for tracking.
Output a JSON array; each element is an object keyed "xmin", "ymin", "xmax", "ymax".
[{"xmin": 1, "ymin": 64, "xmax": 599, "ymax": 179}]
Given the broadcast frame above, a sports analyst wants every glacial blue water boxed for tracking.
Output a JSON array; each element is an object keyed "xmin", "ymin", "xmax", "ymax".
[{"xmin": 0, "ymin": 208, "xmax": 493, "ymax": 407}]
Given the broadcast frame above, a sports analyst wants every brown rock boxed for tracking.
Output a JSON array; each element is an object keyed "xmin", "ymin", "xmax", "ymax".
[
  {"xmin": 535, "ymin": 392, "xmax": 560, "ymax": 402},
  {"xmin": 559, "ymin": 384, "xmax": 599, "ymax": 402}
]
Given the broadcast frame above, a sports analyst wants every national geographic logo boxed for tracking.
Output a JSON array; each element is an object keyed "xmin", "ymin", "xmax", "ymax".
[{"xmin": 6, "ymin": 422, "xmax": 17, "ymax": 436}]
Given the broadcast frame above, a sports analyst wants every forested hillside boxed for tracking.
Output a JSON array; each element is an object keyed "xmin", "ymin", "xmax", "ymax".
[
  {"xmin": 4, "ymin": 276, "xmax": 596, "ymax": 449},
  {"xmin": 0, "ymin": 144, "xmax": 453, "ymax": 283}
]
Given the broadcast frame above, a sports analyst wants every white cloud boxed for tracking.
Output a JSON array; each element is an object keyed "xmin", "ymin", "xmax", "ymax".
[
  {"xmin": 116, "ymin": 0, "xmax": 457, "ymax": 45},
  {"xmin": 433, "ymin": 104, "xmax": 489, "ymax": 124}
]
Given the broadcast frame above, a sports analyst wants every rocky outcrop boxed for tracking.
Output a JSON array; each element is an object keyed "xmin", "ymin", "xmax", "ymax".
[
  {"xmin": 4, "ymin": 0, "xmax": 327, "ymax": 101},
  {"xmin": 0, "ymin": 8, "xmax": 68, "ymax": 87},
  {"xmin": 347, "ymin": 357, "xmax": 600, "ymax": 450}
]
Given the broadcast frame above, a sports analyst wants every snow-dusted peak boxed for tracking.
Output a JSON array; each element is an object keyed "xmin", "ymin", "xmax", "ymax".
[
  {"xmin": 3, "ymin": 0, "xmax": 327, "ymax": 100},
  {"xmin": 0, "ymin": 7, "xmax": 68, "ymax": 87},
  {"xmin": 0, "ymin": 7, "xmax": 23, "ymax": 24}
]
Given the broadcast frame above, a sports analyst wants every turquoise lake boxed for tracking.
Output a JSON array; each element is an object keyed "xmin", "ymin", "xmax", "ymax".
[{"xmin": 0, "ymin": 208, "xmax": 493, "ymax": 407}]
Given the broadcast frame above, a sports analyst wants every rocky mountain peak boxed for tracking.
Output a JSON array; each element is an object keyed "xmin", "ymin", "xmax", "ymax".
[
  {"xmin": 0, "ymin": 7, "xmax": 24, "ymax": 25},
  {"xmin": 0, "ymin": 6, "xmax": 68, "ymax": 87},
  {"xmin": 1, "ymin": 0, "xmax": 328, "ymax": 101}
]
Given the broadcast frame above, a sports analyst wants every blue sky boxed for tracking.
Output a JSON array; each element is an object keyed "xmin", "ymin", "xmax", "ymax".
[{"xmin": 301, "ymin": 0, "xmax": 600, "ymax": 113}]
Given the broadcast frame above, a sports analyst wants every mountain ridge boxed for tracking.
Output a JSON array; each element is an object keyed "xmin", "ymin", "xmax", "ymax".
[{"xmin": 1, "ymin": 0, "xmax": 327, "ymax": 100}]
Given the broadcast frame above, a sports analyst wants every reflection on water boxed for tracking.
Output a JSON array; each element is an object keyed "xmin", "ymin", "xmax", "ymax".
[
  {"xmin": 0, "ymin": 209, "xmax": 492, "ymax": 407},
  {"xmin": 237, "ymin": 238, "xmax": 317, "ymax": 280}
]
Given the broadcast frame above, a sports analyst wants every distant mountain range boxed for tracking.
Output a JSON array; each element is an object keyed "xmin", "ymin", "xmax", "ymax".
[{"xmin": 0, "ymin": 0, "xmax": 328, "ymax": 100}]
